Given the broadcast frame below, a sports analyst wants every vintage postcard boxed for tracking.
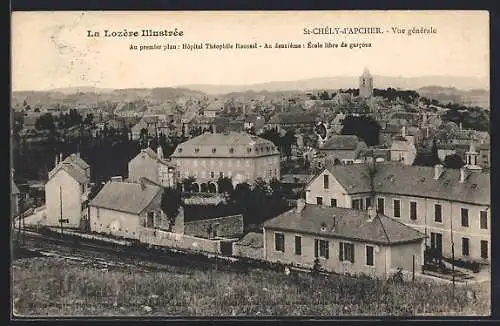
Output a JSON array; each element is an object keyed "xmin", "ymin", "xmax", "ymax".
[{"xmin": 10, "ymin": 11, "xmax": 490, "ymax": 318}]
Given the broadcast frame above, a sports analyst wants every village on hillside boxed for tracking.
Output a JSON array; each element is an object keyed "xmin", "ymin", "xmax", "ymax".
[{"xmin": 11, "ymin": 68, "xmax": 491, "ymax": 317}]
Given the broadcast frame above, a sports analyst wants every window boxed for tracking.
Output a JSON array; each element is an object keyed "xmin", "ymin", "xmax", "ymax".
[
  {"xmin": 210, "ymin": 171, "xmax": 215, "ymax": 178},
  {"xmin": 275, "ymin": 233, "xmax": 285, "ymax": 252},
  {"xmin": 247, "ymin": 148, "xmax": 252, "ymax": 153},
  {"xmin": 212, "ymin": 148, "xmax": 217, "ymax": 153},
  {"xmin": 352, "ymin": 199, "xmax": 361, "ymax": 210},
  {"xmin": 316, "ymin": 197, "xmax": 323, "ymax": 205},
  {"xmin": 377, "ymin": 198, "xmax": 385, "ymax": 214},
  {"xmin": 462, "ymin": 238, "xmax": 470, "ymax": 256},
  {"xmin": 146, "ymin": 211, "xmax": 154, "ymax": 228},
  {"xmin": 315, "ymin": 239, "xmax": 329, "ymax": 259},
  {"xmin": 194, "ymin": 148, "xmax": 200, "ymax": 153},
  {"xmin": 430, "ymin": 232, "xmax": 443, "ymax": 255},
  {"xmin": 295, "ymin": 236, "xmax": 302, "ymax": 255},
  {"xmin": 339, "ymin": 242, "xmax": 354, "ymax": 263},
  {"xmin": 461, "ymin": 208, "xmax": 469, "ymax": 227},
  {"xmin": 480, "ymin": 240, "xmax": 488, "ymax": 259},
  {"xmin": 229, "ymin": 148, "xmax": 234, "ymax": 154},
  {"xmin": 365, "ymin": 198, "xmax": 372, "ymax": 210},
  {"xmin": 366, "ymin": 245, "xmax": 374, "ymax": 266},
  {"xmin": 323, "ymin": 175, "xmax": 329, "ymax": 189},
  {"xmin": 219, "ymin": 172, "xmax": 224, "ymax": 179},
  {"xmin": 434, "ymin": 204, "xmax": 442, "ymax": 223},
  {"xmin": 480, "ymin": 211, "xmax": 488, "ymax": 229},
  {"xmin": 393, "ymin": 200, "xmax": 401, "ymax": 218},
  {"xmin": 410, "ymin": 202, "xmax": 417, "ymax": 220},
  {"xmin": 331, "ymin": 199, "xmax": 337, "ymax": 207},
  {"xmin": 178, "ymin": 148, "xmax": 183, "ymax": 153}
]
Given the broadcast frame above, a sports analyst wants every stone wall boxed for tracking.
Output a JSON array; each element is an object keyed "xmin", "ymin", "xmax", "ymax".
[{"xmin": 184, "ymin": 215, "xmax": 244, "ymax": 239}]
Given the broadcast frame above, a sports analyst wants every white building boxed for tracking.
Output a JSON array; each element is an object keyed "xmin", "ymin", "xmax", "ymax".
[{"xmin": 44, "ymin": 154, "xmax": 91, "ymax": 229}]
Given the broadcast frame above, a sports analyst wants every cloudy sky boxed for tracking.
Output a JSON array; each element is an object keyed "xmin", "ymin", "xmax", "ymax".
[{"xmin": 11, "ymin": 11, "xmax": 489, "ymax": 91}]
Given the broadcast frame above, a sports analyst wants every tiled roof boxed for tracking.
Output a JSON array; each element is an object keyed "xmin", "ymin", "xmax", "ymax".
[
  {"xmin": 171, "ymin": 132, "xmax": 279, "ymax": 158},
  {"xmin": 320, "ymin": 162, "xmax": 490, "ymax": 205},
  {"xmin": 89, "ymin": 181, "xmax": 162, "ymax": 215},
  {"xmin": 56, "ymin": 163, "xmax": 90, "ymax": 184},
  {"xmin": 281, "ymin": 174, "xmax": 315, "ymax": 184},
  {"xmin": 264, "ymin": 205, "xmax": 425, "ymax": 245},
  {"xmin": 235, "ymin": 232, "xmax": 264, "ymax": 248},
  {"xmin": 320, "ymin": 135, "xmax": 361, "ymax": 150},
  {"xmin": 268, "ymin": 112, "xmax": 319, "ymax": 125},
  {"xmin": 62, "ymin": 154, "xmax": 90, "ymax": 170}
]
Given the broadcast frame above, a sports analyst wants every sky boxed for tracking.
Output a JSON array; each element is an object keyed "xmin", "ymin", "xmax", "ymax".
[{"xmin": 11, "ymin": 11, "xmax": 489, "ymax": 91}]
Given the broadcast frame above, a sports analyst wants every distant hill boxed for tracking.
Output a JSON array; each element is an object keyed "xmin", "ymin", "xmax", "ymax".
[
  {"xmin": 11, "ymin": 87, "xmax": 207, "ymax": 108},
  {"xmin": 180, "ymin": 75, "xmax": 489, "ymax": 95},
  {"xmin": 418, "ymin": 86, "xmax": 490, "ymax": 109}
]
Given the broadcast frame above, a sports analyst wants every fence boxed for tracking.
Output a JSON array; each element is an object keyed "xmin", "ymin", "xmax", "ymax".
[{"xmin": 139, "ymin": 228, "xmax": 222, "ymax": 254}]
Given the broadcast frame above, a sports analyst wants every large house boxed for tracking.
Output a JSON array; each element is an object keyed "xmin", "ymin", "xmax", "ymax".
[
  {"xmin": 128, "ymin": 146, "xmax": 176, "ymax": 188},
  {"xmin": 131, "ymin": 116, "xmax": 169, "ymax": 140},
  {"xmin": 263, "ymin": 201, "xmax": 425, "ymax": 278},
  {"xmin": 265, "ymin": 112, "xmax": 320, "ymax": 132},
  {"xmin": 45, "ymin": 154, "xmax": 91, "ymax": 229},
  {"xmin": 88, "ymin": 179, "xmax": 165, "ymax": 237},
  {"xmin": 170, "ymin": 132, "xmax": 280, "ymax": 190},
  {"xmin": 318, "ymin": 135, "xmax": 368, "ymax": 165},
  {"xmin": 304, "ymin": 156, "xmax": 490, "ymax": 263}
]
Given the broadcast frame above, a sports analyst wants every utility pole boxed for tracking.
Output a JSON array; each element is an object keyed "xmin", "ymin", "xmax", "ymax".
[
  {"xmin": 60, "ymin": 186, "xmax": 64, "ymax": 235},
  {"xmin": 450, "ymin": 206, "xmax": 455, "ymax": 294}
]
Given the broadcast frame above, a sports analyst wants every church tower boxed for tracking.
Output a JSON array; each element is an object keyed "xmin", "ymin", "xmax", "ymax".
[{"xmin": 359, "ymin": 68, "xmax": 374, "ymax": 98}]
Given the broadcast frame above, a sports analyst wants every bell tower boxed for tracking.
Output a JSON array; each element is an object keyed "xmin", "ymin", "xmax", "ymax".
[{"xmin": 359, "ymin": 67, "xmax": 374, "ymax": 98}]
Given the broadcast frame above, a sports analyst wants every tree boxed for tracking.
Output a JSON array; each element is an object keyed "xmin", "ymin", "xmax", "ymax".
[
  {"xmin": 341, "ymin": 115, "xmax": 381, "ymax": 146},
  {"xmin": 281, "ymin": 130, "xmax": 297, "ymax": 159},
  {"xmin": 35, "ymin": 113, "xmax": 55, "ymax": 131},
  {"xmin": 88, "ymin": 181, "xmax": 105, "ymax": 201},
  {"xmin": 430, "ymin": 139, "xmax": 441, "ymax": 165},
  {"xmin": 161, "ymin": 187, "xmax": 182, "ymax": 224},
  {"xmin": 443, "ymin": 154, "xmax": 465, "ymax": 169},
  {"xmin": 217, "ymin": 177, "xmax": 233, "ymax": 194},
  {"xmin": 319, "ymin": 91, "xmax": 330, "ymax": 100},
  {"xmin": 181, "ymin": 176, "xmax": 196, "ymax": 192}
]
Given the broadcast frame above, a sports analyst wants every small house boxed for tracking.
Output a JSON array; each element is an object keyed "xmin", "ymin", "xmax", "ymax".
[{"xmin": 263, "ymin": 201, "xmax": 426, "ymax": 278}]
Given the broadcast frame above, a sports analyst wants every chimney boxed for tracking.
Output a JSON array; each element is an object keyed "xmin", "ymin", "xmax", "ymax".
[
  {"xmin": 296, "ymin": 198, "xmax": 306, "ymax": 214},
  {"xmin": 459, "ymin": 167, "xmax": 467, "ymax": 183},
  {"xmin": 459, "ymin": 122, "xmax": 463, "ymax": 131},
  {"xmin": 157, "ymin": 145, "xmax": 164, "ymax": 160},
  {"xmin": 433, "ymin": 164, "xmax": 444, "ymax": 180},
  {"xmin": 59, "ymin": 153, "xmax": 63, "ymax": 163},
  {"xmin": 55, "ymin": 154, "xmax": 59, "ymax": 167},
  {"xmin": 331, "ymin": 216, "xmax": 337, "ymax": 231},
  {"xmin": 111, "ymin": 176, "xmax": 123, "ymax": 182},
  {"xmin": 367, "ymin": 206, "xmax": 377, "ymax": 221},
  {"xmin": 401, "ymin": 125, "xmax": 406, "ymax": 138}
]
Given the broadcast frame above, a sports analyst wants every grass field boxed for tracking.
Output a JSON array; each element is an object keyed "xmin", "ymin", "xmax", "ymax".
[{"xmin": 12, "ymin": 257, "xmax": 490, "ymax": 317}]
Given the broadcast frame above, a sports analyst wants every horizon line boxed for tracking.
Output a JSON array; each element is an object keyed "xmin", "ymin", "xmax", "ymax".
[{"xmin": 12, "ymin": 73, "xmax": 490, "ymax": 93}]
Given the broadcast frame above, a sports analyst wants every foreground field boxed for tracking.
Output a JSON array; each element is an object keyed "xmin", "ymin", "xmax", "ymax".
[{"xmin": 12, "ymin": 257, "xmax": 490, "ymax": 317}]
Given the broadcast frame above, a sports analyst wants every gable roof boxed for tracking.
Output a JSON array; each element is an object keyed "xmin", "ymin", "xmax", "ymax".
[
  {"xmin": 49, "ymin": 161, "xmax": 90, "ymax": 184},
  {"xmin": 320, "ymin": 135, "xmax": 362, "ymax": 151},
  {"xmin": 62, "ymin": 154, "xmax": 90, "ymax": 170},
  {"xmin": 264, "ymin": 205, "xmax": 425, "ymax": 245},
  {"xmin": 89, "ymin": 181, "xmax": 163, "ymax": 215},
  {"xmin": 316, "ymin": 162, "xmax": 490, "ymax": 205}
]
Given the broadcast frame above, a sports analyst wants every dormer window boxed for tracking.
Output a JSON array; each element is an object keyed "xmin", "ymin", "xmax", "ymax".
[
  {"xmin": 195, "ymin": 148, "xmax": 200, "ymax": 153},
  {"xmin": 178, "ymin": 148, "xmax": 183, "ymax": 153},
  {"xmin": 229, "ymin": 148, "xmax": 234, "ymax": 154},
  {"xmin": 212, "ymin": 148, "xmax": 217, "ymax": 153},
  {"xmin": 247, "ymin": 148, "xmax": 252, "ymax": 153}
]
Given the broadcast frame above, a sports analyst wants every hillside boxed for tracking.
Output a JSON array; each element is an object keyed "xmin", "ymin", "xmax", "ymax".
[
  {"xmin": 12, "ymin": 87, "xmax": 207, "ymax": 108},
  {"xmin": 418, "ymin": 86, "xmax": 490, "ymax": 109},
  {"xmin": 180, "ymin": 75, "xmax": 489, "ymax": 95}
]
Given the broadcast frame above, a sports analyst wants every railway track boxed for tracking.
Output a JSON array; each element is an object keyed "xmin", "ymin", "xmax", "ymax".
[{"xmin": 13, "ymin": 230, "xmax": 268, "ymax": 275}]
